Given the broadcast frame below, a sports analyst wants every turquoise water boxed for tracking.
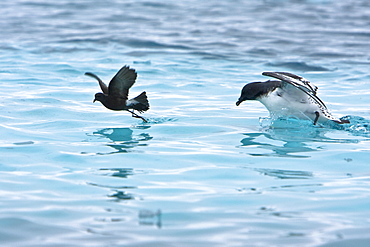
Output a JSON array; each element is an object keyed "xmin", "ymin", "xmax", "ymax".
[{"xmin": 1, "ymin": 0, "xmax": 370, "ymax": 246}]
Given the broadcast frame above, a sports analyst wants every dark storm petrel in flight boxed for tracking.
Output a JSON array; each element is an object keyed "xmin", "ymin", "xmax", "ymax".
[{"xmin": 85, "ymin": 65, "xmax": 149, "ymax": 122}]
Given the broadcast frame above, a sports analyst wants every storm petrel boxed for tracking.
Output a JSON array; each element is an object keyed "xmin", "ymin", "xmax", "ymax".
[
  {"xmin": 85, "ymin": 65, "xmax": 149, "ymax": 122},
  {"xmin": 236, "ymin": 72, "xmax": 349, "ymax": 125}
]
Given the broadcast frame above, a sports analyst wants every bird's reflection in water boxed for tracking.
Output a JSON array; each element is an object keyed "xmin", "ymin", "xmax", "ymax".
[
  {"xmin": 88, "ymin": 168, "xmax": 137, "ymax": 203},
  {"xmin": 253, "ymin": 168, "xmax": 321, "ymax": 193},
  {"xmin": 254, "ymin": 168, "xmax": 313, "ymax": 179},
  {"xmin": 240, "ymin": 120, "xmax": 360, "ymax": 158},
  {"xmin": 108, "ymin": 190, "xmax": 135, "ymax": 201},
  {"xmin": 92, "ymin": 127, "xmax": 152, "ymax": 154},
  {"xmin": 240, "ymin": 131, "xmax": 317, "ymax": 158},
  {"xmin": 100, "ymin": 168, "xmax": 134, "ymax": 178},
  {"xmin": 139, "ymin": 209, "xmax": 162, "ymax": 228}
]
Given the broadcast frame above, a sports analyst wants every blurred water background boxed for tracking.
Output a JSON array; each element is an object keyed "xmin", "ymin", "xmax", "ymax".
[{"xmin": 1, "ymin": 0, "xmax": 370, "ymax": 246}]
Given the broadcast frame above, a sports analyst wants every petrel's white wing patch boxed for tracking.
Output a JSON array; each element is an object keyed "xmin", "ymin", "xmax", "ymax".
[
  {"xmin": 126, "ymin": 98, "xmax": 139, "ymax": 107},
  {"xmin": 126, "ymin": 91, "xmax": 150, "ymax": 113}
]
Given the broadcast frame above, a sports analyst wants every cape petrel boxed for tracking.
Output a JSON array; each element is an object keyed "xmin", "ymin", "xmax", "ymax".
[{"xmin": 236, "ymin": 72, "xmax": 349, "ymax": 125}]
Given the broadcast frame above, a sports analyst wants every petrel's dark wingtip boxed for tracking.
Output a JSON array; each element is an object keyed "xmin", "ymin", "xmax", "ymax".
[
  {"xmin": 84, "ymin": 72, "xmax": 96, "ymax": 78},
  {"xmin": 85, "ymin": 72, "xmax": 100, "ymax": 78},
  {"xmin": 262, "ymin": 72, "xmax": 272, "ymax": 76},
  {"xmin": 334, "ymin": 119, "xmax": 350, "ymax": 124}
]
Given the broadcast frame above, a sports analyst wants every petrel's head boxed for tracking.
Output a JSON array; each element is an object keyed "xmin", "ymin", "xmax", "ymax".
[
  {"xmin": 236, "ymin": 80, "xmax": 281, "ymax": 106},
  {"xmin": 93, "ymin": 92, "xmax": 106, "ymax": 103}
]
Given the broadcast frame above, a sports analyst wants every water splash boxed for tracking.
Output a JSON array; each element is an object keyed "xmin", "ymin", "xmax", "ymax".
[
  {"xmin": 134, "ymin": 117, "xmax": 178, "ymax": 126},
  {"xmin": 259, "ymin": 115, "xmax": 370, "ymax": 138},
  {"xmin": 332, "ymin": 115, "xmax": 370, "ymax": 137}
]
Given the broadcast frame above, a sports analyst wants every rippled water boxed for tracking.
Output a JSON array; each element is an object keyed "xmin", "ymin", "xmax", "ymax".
[{"xmin": 1, "ymin": 0, "xmax": 370, "ymax": 246}]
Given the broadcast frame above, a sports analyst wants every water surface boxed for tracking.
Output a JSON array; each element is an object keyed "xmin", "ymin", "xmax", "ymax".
[{"xmin": 1, "ymin": 0, "xmax": 370, "ymax": 246}]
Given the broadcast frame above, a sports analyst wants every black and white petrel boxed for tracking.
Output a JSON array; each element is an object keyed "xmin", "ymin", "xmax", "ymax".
[
  {"xmin": 85, "ymin": 65, "xmax": 150, "ymax": 122},
  {"xmin": 236, "ymin": 72, "xmax": 349, "ymax": 125}
]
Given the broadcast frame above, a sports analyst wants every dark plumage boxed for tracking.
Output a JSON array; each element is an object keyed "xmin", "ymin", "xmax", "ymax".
[
  {"xmin": 85, "ymin": 65, "xmax": 149, "ymax": 122},
  {"xmin": 236, "ymin": 80, "xmax": 282, "ymax": 105}
]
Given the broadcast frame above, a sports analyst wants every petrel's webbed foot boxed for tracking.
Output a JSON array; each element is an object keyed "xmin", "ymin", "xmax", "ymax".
[
  {"xmin": 313, "ymin": 111, "xmax": 320, "ymax": 125},
  {"xmin": 127, "ymin": 110, "xmax": 148, "ymax": 123}
]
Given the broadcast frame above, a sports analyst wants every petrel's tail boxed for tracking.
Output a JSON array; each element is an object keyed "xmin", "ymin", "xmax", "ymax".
[{"xmin": 127, "ymin": 91, "xmax": 150, "ymax": 113}]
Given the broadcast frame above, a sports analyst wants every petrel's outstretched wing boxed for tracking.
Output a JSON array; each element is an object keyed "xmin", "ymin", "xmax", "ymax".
[
  {"xmin": 262, "ymin": 71, "xmax": 325, "ymax": 108},
  {"xmin": 84, "ymin": 72, "xmax": 109, "ymax": 95},
  {"xmin": 262, "ymin": 72, "xmax": 348, "ymax": 124},
  {"xmin": 108, "ymin": 66, "xmax": 137, "ymax": 100},
  {"xmin": 263, "ymin": 72, "xmax": 318, "ymax": 94}
]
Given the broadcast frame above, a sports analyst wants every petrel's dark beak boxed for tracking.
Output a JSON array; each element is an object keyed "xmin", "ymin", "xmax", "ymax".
[
  {"xmin": 236, "ymin": 99, "xmax": 243, "ymax": 106},
  {"xmin": 93, "ymin": 98, "xmax": 97, "ymax": 103}
]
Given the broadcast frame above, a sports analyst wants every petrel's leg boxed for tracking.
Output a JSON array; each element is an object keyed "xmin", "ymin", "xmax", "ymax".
[
  {"xmin": 313, "ymin": 111, "xmax": 320, "ymax": 125},
  {"xmin": 127, "ymin": 110, "xmax": 148, "ymax": 123}
]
